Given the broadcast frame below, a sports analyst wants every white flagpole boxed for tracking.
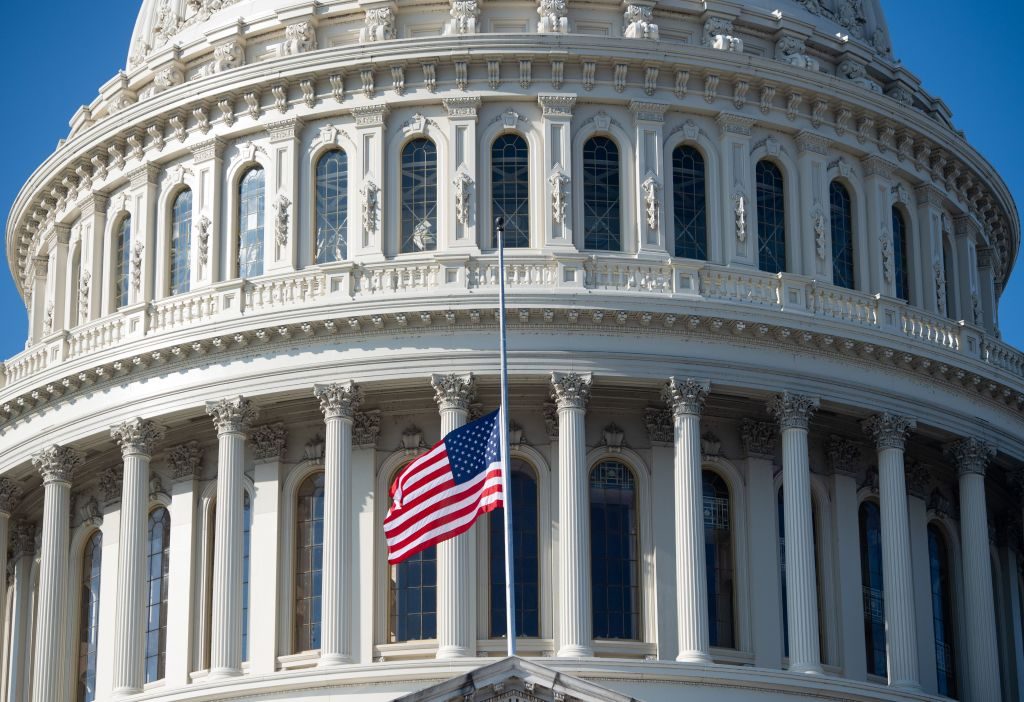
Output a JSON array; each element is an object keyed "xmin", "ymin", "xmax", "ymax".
[{"xmin": 495, "ymin": 217, "xmax": 517, "ymax": 656}]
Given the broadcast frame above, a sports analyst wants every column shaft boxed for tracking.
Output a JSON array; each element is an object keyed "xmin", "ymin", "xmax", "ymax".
[
  {"xmin": 674, "ymin": 410, "xmax": 710, "ymax": 662},
  {"xmin": 112, "ymin": 453, "xmax": 150, "ymax": 693},
  {"xmin": 210, "ymin": 429, "xmax": 246, "ymax": 676},
  {"xmin": 321, "ymin": 414, "xmax": 354, "ymax": 664},
  {"xmin": 436, "ymin": 404, "xmax": 472, "ymax": 658},
  {"xmin": 6, "ymin": 525, "xmax": 33, "ymax": 702},
  {"xmin": 557, "ymin": 402, "xmax": 591, "ymax": 656},
  {"xmin": 31, "ymin": 480, "xmax": 72, "ymax": 702}
]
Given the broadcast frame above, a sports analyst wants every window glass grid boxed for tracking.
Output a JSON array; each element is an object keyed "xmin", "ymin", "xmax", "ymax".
[
  {"xmin": 316, "ymin": 151, "xmax": 349, "ymax": 263},
  {"xmin": 582, "ymin": 137, "xmax": 622, "ymax": 251},
  {"xmin": 755, "ymin": 161, "xmax": 787, "ymax": 274},
  {"xmin": 703, "ymin": 471, "xmax": 734, "ymax": 648},
  {"xmin": 489, "ymin": 463, "xmax": 539, "ymax": 638},
  {"xmin": 672, "ymin": 145, "xmax": 708, "ymax": 260},
  {"xmin": 145, "ymin": 508, "xmax": 171, "ymax": 683},
  {"xmin": 401, "ymin": 139, "xmax": 438, "ymax": 253},
  {"xmin": 389, "ymin": 546, "xmax": 437, "ymax": 642},
  {"xmin": 590, "ymin": 460, "xmax": 639, "ymax": 640},
  {"xmin": 859, "ymin": 501, "xmax": 886, "ymax": 677},
  {"xmin": 238, "ymin": 168, "xmax": 265, "ymax": 278},
  {"xmin": 491, "ymin": 135, "xmax": 531, "ymax": 248},
  {"xmin": 295, "ymin": 472, "xmax": 325, "ymax": 652},
  {"xmin": 830, "ymin": 181, "xmax": 856, "ymax": 289},
  {"xmin": 892, "ymin": 207, "xmax": 910, "ymax": 301},
  {"xmin": 77, "ymin": 531, "xmax": 102, "ymax": 702},
  {"xmin": 169, "ymin": 190, "xmax": 192, "ymax": 295},
  {"xmin": 115, "ymin": 216, "xmax": 132, "ymax": 309},
  {"xmin": 928, "ymin": 526, "xmax": 957, "ymax": 697}
]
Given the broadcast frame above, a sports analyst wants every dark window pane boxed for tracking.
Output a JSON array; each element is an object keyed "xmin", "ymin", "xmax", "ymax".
[
  {"xmin": 892, "ymin": 207, "xmax": 910, "ymax": 301},
  {"xmin": 77, "ymin": 531, "xmax": 103, "ymax": 702},
  {"xmin": 929, "ymin": 526, "xmax": 957, "ymax": 696},
  {"xmin": 756, "ymin": 161, "xmax": 786, "ymax": 274},
  {"xmin": 295, "ymin": 472, "xmax": 325, "ymax": 652},
  {"xmin": 672, "ymin": 146, "xmax": 707, "ymax": 260},
  {"xmin": 316, "ymin": 151, "xmax": 349, "ymax": 263},
  {"xmin": 491, "ymin": 135, "xmax": 530, "ymax": 248},
  {"xmin": 583, "ymin": 137, "xmax": 621, "ymax": 251},
  {"xmin": 115, "ymin": 216, "xmax": 132, "ymax": 309},
  {"xmin": 238, "ymin": 167, "xmax": 265, "ymax": 278},
  {"xmin": 830, "ymin": 181, "xmax": 855, "ymax": 289},
  {"xmin": 703, "ymin": 471, "xmax": 734, "ymax": 648},
  {"xmin": 144, "ymin": 507, "xmax": 171, "ymax": 683},
  {"xmin": 859, "ymin": 501, "xmax": 886, "ymax": 677},
  {"xmin": 590, "ymin": 460, "xmax": 638, "ymax": 639},
  {"xmin": 490, "ymin": 463, "xmax": 540, "ymax": 637}
]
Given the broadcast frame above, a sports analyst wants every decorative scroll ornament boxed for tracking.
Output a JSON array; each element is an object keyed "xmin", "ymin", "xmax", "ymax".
[
  {"xmin": 250, "ymin": 422, "xmax": 288, "ymax": 460},
  {"xmin": 274, "ymin": 194, "xmax": 291, "ymax": 247},
  {"xmin": 623, "ymin": 4, "xmax": 658, "ymax": 40},
  {"xmin": 453, "ymin": 171, "xmax": 474, "ymax": 226},
  {"xmin": 775, "ymin": 36, "xmax": 819, "ymax": 71},
  {"xmin": 167, "ymin": 441, "xmax": 204, "ymax": 481},
  {"xmin": 537, "ymin": 0, "xmax": 568, "ymax": 33},
  {"xmin": 32, "ymin": 445, "xmax": 84, "ymax": 485},
  {"xmin": 131, "ymin": 241, "xmax": 144, "ymax": 295},
  {"xmin": 551, "ymin": 371, "xmax": 592, "ymax": 410},
  {"xmin": 431, "ymin": 373, "xmax": 477, "ymax": 412},
  {"xmin": 111, "ymin": 417, "xmax": 166, "ymax": 456},
  {"xmin": 880, "ymin": 234, "xmax": 894, "ymax": 283},
  {"xmin": 197, "ymin": 215, "xmax": 212, "ymax": 270},
  {"xmin": 733, "ymin": 193, "xmax": 747, "ymax": 243},
  {"xmin": 740, "ymin": 419, "xmax": 776, "ymax": 458},
  {"xmin": 0, "ymin": 479, "xmax": 23, "ymax": 515},
  {"xmin": 353, "ymin": 410, "xmax": 382, "ymax": 447},
  {"xmin": 445, "ymin": 0, "xmax": 481, "ymax": 35},
  {"xmin": 944, "ymin": 437, "xmax": 996, "ymax": 478},
  {"xmin": 360, "ymin": 7, "xmax": 396, "ymax": 43},
  {"xmin": 825, "ymin": 435, "xmax": 861, "ymax": 475},
  {"xmin": 702, "ymin": 432, "xmax": 722, "ymax": 457},
  {"xmin": 361, "ymin": 180, "xmax": 379, "ymax": 235},
  {"xmin": 643, "ymin": 407, "xmax": 673, "ymax": 443},
  {"xmin": 314, "ymin": 381, "xmax": 364, "ymax": 419},
  {"xmin": 767, "ymin": 392, "xmax": 819, "ymax": 431},
  {"xmin": 282, "ymin": 21, "xmax": 318, "ymax": 55},
  {"xmin": 812, "ymin": 205, "xmax": 826, "ymax": 260},
  {"xmin": 641, "ymin": 174, "xmax": 660, "ymax": 232},
  {"xmin": 549, "ymin": 169, "xmax": 570, "ymax": 225},
  {"xmin": 206, "ymin": 396, "xmax": 259, "ymax": 434},
  {"xmin": 663, "ymin": 377, "xmax": 710, "ymax": 416},
  {"xmin": 861, "ymin": 413, "xmax": 916, "ymax": 451},
  {"xmin": 704, "ymin": 17, "xmax": 743, "ymax": 52}
]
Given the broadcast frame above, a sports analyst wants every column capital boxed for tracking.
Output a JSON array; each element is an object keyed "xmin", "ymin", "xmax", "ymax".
[
  {"xmin": 740, "ymin": 418, "xmax": 776, "ymax": 458},
  {"xmin": 111, "ymin": 417, "xmax": 165, "ymax": 457},
  {"xmin": 206, "ymin": 396, "xmax": 259, "ymax": 435},
  {"xmin": 9, "ymin": 520, "xmax": 36, "ymax": 559},
  {"xmin": 431, "ymin": 373, "xmax": 477, "ymax": 412},
  {"xmin": 825, "ymin": 435, "xmax": 862, "ymax": 476},
  {"xmin": 250, "ymin": 423, "xmax": 287, "ymax": 461},
  {"xmin": 314, "ymin": 381, "xmax": 363, "ymax": 420},
  {"xmin": 167, "ymin": 441, "xmax": 204, "ymax": 481},
  {"xmin": 767, "ymin": 392, "xmax": 819, "ymax": 431},
  {"xmin": 537, "ymin": 93, "xmax": 577, "ymax": 118},
  {"xmin": 944, "ymin": 437, "xmax": 996, "ymax": 478},
  {"xmin": 663, "ymin": 377, "xmax": 710, "ymax": 417},
  {"xmin": 550, "ymin": 371, "xmax": 592, "ymax": 411},
  {"xmin": 32, "ymin": 445, "xmax": 83, "ymax": 485},
  {"xmin": 353, "ymin": 410, "xmax": 382, "ymax": 448},
  {"xmin": 0, "ymin": 478, "xmax": 24, "ymax": 516},
  {"xmin": 861, "ymin": 413, "xmax": 916, "ymax": 451}
]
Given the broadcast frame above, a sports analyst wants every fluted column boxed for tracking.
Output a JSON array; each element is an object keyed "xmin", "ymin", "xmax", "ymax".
[
  {"xmin": 206, "ymin": 397, "xmax": 259, "ymax": 678},
  {"xmin": 110, "ymin": 418, "xmax": 165, "ymax": 695},
  {"xmin": 5, "ymin": 522, "xmax": 33, "ymax": 702},
  {"xmin": 945, "ymin": 438, "xmax": 1000, "ymax": 702},
  {"xmin": 31, "ymin": 445, "xmax": 83, "ymax": 702},
  {"xmin": 768, "ymin": 393, "xmax": 823, "ymax": 675},
  {"xmin": 552, "ymin": 371, "xmax": 593, "ymax": 657},
  {"xmin": 314, "ymin": 382, "xmax": 363, "ymax": 666},
  {"xmin": 0, "ymin": 479, "xmax": 23, "ymax": 662},
  {"xmin": 863, "ymin": 413, "xmax": 920, "ymax": 690},
  {"xmin": 431, "ymin": 373, "xmax": 476, "ymax": 659},
  {"xmin": 664, "ymin": 378, "xmax": 711, "ymax": 663}
]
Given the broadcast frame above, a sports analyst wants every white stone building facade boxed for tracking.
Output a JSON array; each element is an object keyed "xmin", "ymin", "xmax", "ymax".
[{"xmin": 1, "ymin": 1, "xmax": 1023, "ymax": 701}]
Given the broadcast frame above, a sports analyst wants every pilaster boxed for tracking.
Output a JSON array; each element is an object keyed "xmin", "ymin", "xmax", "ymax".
[
  {"xmin": 128, "ymin": 164, "xmax": 159, "ymax": 304},
  {"xmin": 862, "ymin": 156, "xmax": 893, "ymax": 295},
  {"xmin": 352, "ymin": 105, "xmax": 389, "ymax": 261},
  {"xmin": 537, "ymin": 95, "xmax": 577, "ymax": 251},
  {"xmin": 6, "ymin": 521, "xmax": 35, "ymax": 702},
  {"xmin": 953, "ymin": 216, "xmax": 981, "ymax": 326},
  {"xmin": 80, "ymin": 193, "xmax": 109, "ymax": 323},
  {"xmin": 914, "ymin": 184, "xmax": 948, "ymax": 315},
  {"xmin": 797, "ymin": 133, "xmax": 831, "ymax": 280},
  {"xmin": 717, "ymin": 113, "xmax": 755, "ymax": 268},
  {"xmin": 266, "ymin": 119, "xmax": 301, "ymax": 274},
  {"xmin": 629, "ymin": 102, "xmax": 669, "ymax": 256},
  {"xmin": 45, "ymin": 226, "xmax": 70, "ymax": 336},
  {"xmin": 443, "ymin": 98, "xmax": 482, "ymax": 253},
  {"xmin": 191, "ymin": 138, "xmax": 225, "ymax": 288}
]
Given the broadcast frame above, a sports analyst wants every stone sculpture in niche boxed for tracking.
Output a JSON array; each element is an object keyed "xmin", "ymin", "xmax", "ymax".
[
  {"xmin": 361, "ymin": 7, "xmax": 396, "ymax": 43},
  {"xmin": 837, "ymin": 59, "xmax": 881, "ymax": 93},
  {"xmin": 704, "ymin": 18, "xmax": 743, "ymax": 52},
  {"xmin": 775, "ymin": 36, "xmax": 820, "ymax": 72},
  {"xmin": 282, "ymin": 21, "xmax": 318, "ymax": 55},
  {"xmin": 623, "ymin": 4, "xmax": 658, "ymax": 40},
  {"xmin": 537, "ymin": 0, "xmax": 568, "ymax": 33},
  {"xmin": 445, "ymin": 0, "xmax": 481, "ymax": 35}
]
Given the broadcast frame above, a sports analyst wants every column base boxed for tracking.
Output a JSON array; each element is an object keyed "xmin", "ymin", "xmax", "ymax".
[
  {"xmin": 889, "ymin": 680, "xmax": 923, "ymax": 693},
  {"xmin": 676, "ymin": 650, "xmax": 712, "ymax": 664},
  {"xmin": 207, "ymin": 666, "xmax": 243, "ymax": 680},
  {"xmin": 436, "ymin": 645, "xmax": 473, "ymax": 660},
  {"xmin": 317, "ymin": 653, "xmax": 353, "ymax": 667},
  {"xmin": 787, "ymin": 662, "xmax": 825, "ymax": 676},
  {"xmin": 112, "ymin": 686, "xmax": 143, "ymax": 698},
  {"xmin": 557, "ymin": 645, "xmax": 593, "ymax": 658}
]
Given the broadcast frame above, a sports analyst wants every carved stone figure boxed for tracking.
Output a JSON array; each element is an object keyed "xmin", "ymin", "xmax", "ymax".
[
  {"xmin": 837, "ymin": 59, "xmax": 881, "ymax": 93},
  {"xmin": 704, "ymin": 18, "xmax": 743, "ymax": 52},
  {"xmin": 197, "ymin": 215, "xmax": 211, "ymax": 270},
  {"xmin": 537, "ymin": 0, "xmax": 568, "ymax": 34},
  {"xmin": 734, "ymin": 193, "xmax": 747, "ymax": 243},
  {"xmin": 445, "ymin": 0, "xmax": 481, "ymax": 35},
  {"xmin": 362, "ymin": 180, "xmax": 379, "ymax": 236},
  {"xmin": 361, "ymin": 7, "xmax": 397, "ymax": 43},
  {"xmin": 194, "ymin": 41, "xmax": 243, "ymax": 80},
  {"xmin": 282, "ymin": 21, "xmax": 318, "ymax": 55},
  {"xmin": 775, "ymin": 36, "xmax": 820, "ymax": 72},
  {"xmin": 623, "ymin": 4, "xmax": 658, "ymax": 40},
  {"xmin": 812, "ymin": 206, "xmax": 826, "ymax": 260},
  {"xmin": 131, "ymin": 241, "xmax": 144, "ymax": 295},
  {"xmin": 641, "ymin": 175, "xmax": 660, "ymax": 231},
  {"xmin": 274, "ymin": 194, "xmax": 291, "ymax": 247},
  {"xmin": 453, "ymin": 172, "xmax": 473, "ymax": 226},
  {"xmin": 550, "ymin": 170, "xmax": 570, "ymax": 225}
]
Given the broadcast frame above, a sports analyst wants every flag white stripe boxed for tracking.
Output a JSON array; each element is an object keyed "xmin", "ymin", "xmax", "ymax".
[
  {"xmin": 385, "ymin": 469, "xmax": 489, "ymax": 535},
  {"xmin": 385, "ymin": 470, "xmax": 502, "ymax": 545}
]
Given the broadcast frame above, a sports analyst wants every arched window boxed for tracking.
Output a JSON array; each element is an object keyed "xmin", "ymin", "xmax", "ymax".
[
  {"xmin": 401, "ymin": 139, "xmax": 438, "ymax": 253},
  {"xmin": 829, "ymin": 181, "xmax": 855, "ymax": 289},
  {"xmin": 859, "ymin": 501, "xmax": 886, "ymax": 677},
  {"xmin": 942, "ymin": 237, "xmax": 956, "ymax": 319},
  {"xmin": 590, "ymin": 460, "xmax": 639, "ymax": 639},
  {"xmin": 170, "ymin": 189, "xmax": 192, "ymax": 295},
  {"xmin": 778, "ymin": 487, "xmax": 826, "ymax": 660},
  {"xmin": 238, "ymin": 167, "xmax": 265, "ymax": 278},
  {"xmin": 114, "ymin": 215, "xmax": 132, "ymax": 309},
  {"xmin": 928, "ymin": 525, "xmax": 957, "ymax": 697},
  {"xmin": 389, "ymin": 464, "xmax": 437, "ymax": 642},
  {"xmin": 755, "ymin": 161, "xmax": 786, "ymax": 274},
  {"xmin": 295, "ymin": 472, "xmax": 325, "ymax": 652},
  {"xmin": 315, "ymin": 150, "xmax": 348, "ymax": 263},
  {"xmin": 582, "ymin": 136, "xmax": 621, "ymax": 251},
  {"xmin": 489, "ymin": 461, "xmax": 539, "ymax": 638},
  {"xmin": 703, "ymin": 471, "xmax": 734, "ymax": 648},
  {"xmin": 491, "ymin": 135, "xmax": 530, "ymax": 248},
  {"xmin": 77, "ymin": 531, "xmax": 102, "ymax": 702},
  {"xmin": 672, "ymin": 145, "xmax": 707, "ymax": 260},
  {"xmin": 145, "ymin": 507, "xmax": 171, "ymax": 682},
  {"xmin": 891, "ymin": 207, "xmax": 910, "ymax": 301}
]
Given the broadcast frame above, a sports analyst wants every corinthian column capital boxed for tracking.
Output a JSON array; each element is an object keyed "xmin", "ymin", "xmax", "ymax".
[
  {"xmin": 32, "ymin": 445, "xmax": 83, "ymax": 485},
  {"xmin": 431, "ymin": 373, "xmax": 477, "ymax": 412},
  {"xmin": 550, "ymin": 371, "xmax": 592, "ymax": 411},
  {"xmin": 110, "ymin": 418, "xmax": 166, "ymax": 457},
  {"xmin": 314, "ymin": 382, "xmax": 363, "ymax": 420},
  {"xmin": 767, "ymin": 392, "xmax": 819, "ymax": 431},
  {"xmin": 861, "ymin": 413, "xmax": 916, "ymax": 451},
  {"xmin": 944, "ymin": 437, "xmax": 996, "ymax": 478},
  {"xmin": 663, "ymin": 378, "xmax": 710, "ymax": 417},
  {"xmin": 0, "ymin": 479, "xmax": 23, "ymax": 516},
  {"xmin": 206, "ymin": 396, "xmax": 259, "ymax": 435}
]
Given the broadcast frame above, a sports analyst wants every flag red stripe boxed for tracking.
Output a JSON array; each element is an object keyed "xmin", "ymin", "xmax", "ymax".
[
  {"xmin": 387, "ymin": 485, "xmax": 505, "ymax": 563},
  {"xmin": 385, "ymin": 469, "xmax": 503, "ymax": 548}
]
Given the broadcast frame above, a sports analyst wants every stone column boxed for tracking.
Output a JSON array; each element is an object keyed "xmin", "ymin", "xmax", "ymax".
[
  {"xmin": 5, "ymin": 522, "xmax": 33, "ymax": 702},
  {"xmin": 205, "ymin": 396, "xmax": 259, "ymax": 678},
  {"xmin": 314, "ymin": 382, "xmax": 363, "ymax": 666},
  {"xmin": 551, "ymin": 371, "xmax": 593, "ymax": 657},
  {"xmin": 768, "ymin": 393, "xmax": 823, "ymax": 676},
  {"xmin": 862, "ymin": 413, "xmax": 920, "ymax": 690},
  {"xmin": 110, "ymin": 418, "xmax": 164, "ymax": 695},
  {"xmin": 31, "ymin": 445, "xmax": 83, "ymax": 702},
  {"xmin": 663, "ymin": 378, "xmax": 712, "ymax": 662},
  {"xmin": 431, "ymin": 373, "xmax": 476, "ymax": 659},
  {"xmin": 945, "ymin": 438, "xmax": 1001, "ymax": 702},
  {"xmin": 0, "ymin": 480, "xmax": 23, "ymax": 653}
]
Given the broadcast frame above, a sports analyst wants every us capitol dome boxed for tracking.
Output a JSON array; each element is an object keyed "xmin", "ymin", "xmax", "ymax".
[{"xmin": 1, "ymin": 0, "xmax": 1022, "ymax": 700}]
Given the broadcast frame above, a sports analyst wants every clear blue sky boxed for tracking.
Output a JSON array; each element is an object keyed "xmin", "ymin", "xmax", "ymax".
[{"xmin": 0, "ymin": 2, "xmax": 1021, "ymax": 360}]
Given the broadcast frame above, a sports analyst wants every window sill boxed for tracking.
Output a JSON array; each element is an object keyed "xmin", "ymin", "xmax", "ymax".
[
  {"xmin": 278, "ymin": 650, "xmax": 320, "ymax": 670},
  {"xmin": 375, "ymin": 641, "xmax": 439, "ymax": 661},
  {"xmin": 476, "ymin": 638, "xmax": 555, "ymax": 657},
  {"xmin": 591, "ymin": 640, "xmax": 658, "ymax": 658},
  {"xmin": 710, "ymin": 647, "xmax": 755, "ymax": 666}
]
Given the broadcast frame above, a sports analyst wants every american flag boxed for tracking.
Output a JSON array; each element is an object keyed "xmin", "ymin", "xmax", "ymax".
[{"xmin": 384, "ymin": 410, "xmax": 505, "ymax": 564}]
